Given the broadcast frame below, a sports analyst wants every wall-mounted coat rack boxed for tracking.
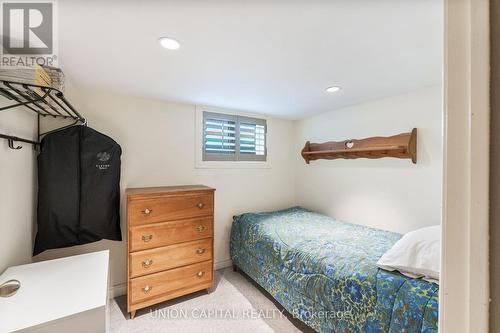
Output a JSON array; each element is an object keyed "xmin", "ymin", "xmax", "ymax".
[
  {"xmin": 301, "ymin": 128, "xmax": 417, "ymax": 164},
  {"xmin": 0, "ymin": 80, "xmax": 85, "ymax": 150}
]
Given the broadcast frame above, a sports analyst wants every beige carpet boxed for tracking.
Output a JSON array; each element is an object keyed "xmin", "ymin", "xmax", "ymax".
[{"xmin": 110, "ymin": 268, "xmax": 314, "ymax": 333}]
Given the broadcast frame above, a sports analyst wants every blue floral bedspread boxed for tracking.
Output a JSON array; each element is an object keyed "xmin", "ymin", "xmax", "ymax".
[{"xmin": 230, "ymin": 207, "xmax": 439, "ymax": 333}]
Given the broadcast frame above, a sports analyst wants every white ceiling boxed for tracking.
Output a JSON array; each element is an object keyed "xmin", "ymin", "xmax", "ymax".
[{"xmin": 58, "ymin": 0, "xmax": 443, "ymax": 119}]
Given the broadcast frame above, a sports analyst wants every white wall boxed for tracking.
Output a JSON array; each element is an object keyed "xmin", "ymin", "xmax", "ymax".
[
  {"xmin": 0, "ymin": 103, "xmax": 38, "ymax": 273},
  {"xmin": 34, "ymin": 88, "xmax": 296, "ymax": 291},
  {"xmin": 294, "ymin": 86, "xmax": 443, "ymax": 233}
]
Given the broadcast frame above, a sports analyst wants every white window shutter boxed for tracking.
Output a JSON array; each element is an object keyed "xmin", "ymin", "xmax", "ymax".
[{"xmin": 202, "ymin": 112, "xmax": 266, "ymax": 162}]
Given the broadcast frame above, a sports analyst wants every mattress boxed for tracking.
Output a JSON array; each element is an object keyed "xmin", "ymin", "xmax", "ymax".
[{"xmin": 229, "ymin": 207, "xmax": 439, "ymax": 333}]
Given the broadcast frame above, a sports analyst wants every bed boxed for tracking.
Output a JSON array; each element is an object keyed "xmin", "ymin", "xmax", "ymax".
[{"xmin": 230, "ymin": 207, "xmax": 439, "ymax": 333}]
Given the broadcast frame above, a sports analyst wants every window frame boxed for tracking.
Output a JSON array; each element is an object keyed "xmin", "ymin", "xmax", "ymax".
[
  {"xmin": 202, "ymin": 111, "xmax": 267, "ymax": 162},
  {"xmin": 195, "ymin": 106, "xmax": 271, "ymax": 169}
]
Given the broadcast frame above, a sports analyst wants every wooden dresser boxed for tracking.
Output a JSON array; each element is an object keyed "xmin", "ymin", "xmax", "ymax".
[{"xmin": 126, "ymin": 185, "xmax": 215, "ymax": 319}]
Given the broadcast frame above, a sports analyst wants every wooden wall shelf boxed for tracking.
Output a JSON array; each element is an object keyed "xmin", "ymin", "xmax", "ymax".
[{"xmin": 301, "ymin": 128, "xmax": 417, "ymax": 164}]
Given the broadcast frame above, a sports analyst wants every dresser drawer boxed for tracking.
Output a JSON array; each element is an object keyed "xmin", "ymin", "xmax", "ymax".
[
  {"xmin": 130, "ymin": 260, "xmax": 212, "ymax": 305},
  {"xmin": 129, "ymin": 238, "xmax": 212, "ymax": 278},
  {"xmin": 128, "ymin": 193, "xmax": 213, "ymax": 226},
  {"xmin": 129, "ymin": 217, "xmax": 213, "ymax": 252}
]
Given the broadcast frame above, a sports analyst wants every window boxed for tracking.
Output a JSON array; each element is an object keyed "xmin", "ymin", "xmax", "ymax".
[{"xmin": 203, "ymin": 111, "xmax": 267, "ymax": 162}]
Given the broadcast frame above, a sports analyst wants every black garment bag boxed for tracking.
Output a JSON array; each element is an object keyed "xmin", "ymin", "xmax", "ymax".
[{"xmin": 34, "ymin": 125, "xmax": 122, "ymax": 255}]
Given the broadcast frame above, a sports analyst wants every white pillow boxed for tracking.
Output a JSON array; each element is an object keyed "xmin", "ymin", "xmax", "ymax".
[{"xmin": 377, "ymin": 225, "xmax": 440, "ymax": 284}]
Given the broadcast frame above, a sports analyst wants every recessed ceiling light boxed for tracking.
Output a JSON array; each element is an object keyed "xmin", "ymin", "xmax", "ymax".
[
  {"xmin": 158, "ymin": 37, "xmax": 180, "ymax": 50},
  {"xmin": 326, "ymin": 86, "xmax": 341, "ymax": 93}
]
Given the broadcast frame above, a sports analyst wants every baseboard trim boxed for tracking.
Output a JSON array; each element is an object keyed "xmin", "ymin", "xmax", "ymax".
[
  {"xmin": 109, "ymin": 282, "xmax": 127, "ymax": 298},
  {"xmin": 108, "ymin": 259, "xmax": 233, "ymax": 299},
  {"xmin": 214, "ymin": 258, "xmax": 233, "ymax": 270}
]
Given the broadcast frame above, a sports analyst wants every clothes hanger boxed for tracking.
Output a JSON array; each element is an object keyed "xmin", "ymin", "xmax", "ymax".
[{"xmin": 38, "ymin": 118, "xmax": 88, "ymax": 138}]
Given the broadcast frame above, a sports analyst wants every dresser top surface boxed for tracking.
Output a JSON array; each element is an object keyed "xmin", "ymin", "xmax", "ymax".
[{"xmin": 126, "ymin": 185, "xmax": 215, "ymax": 197}]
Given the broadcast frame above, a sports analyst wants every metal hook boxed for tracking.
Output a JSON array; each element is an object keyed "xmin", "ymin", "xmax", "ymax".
[{"xmin": 7, "ymin": 139, "xmax": 22, "ymax": 150}]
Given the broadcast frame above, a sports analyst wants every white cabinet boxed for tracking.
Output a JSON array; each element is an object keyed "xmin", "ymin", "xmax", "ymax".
[{"xmin": 0, "ymin": 251, "xmax": 109, "ymax": 333}]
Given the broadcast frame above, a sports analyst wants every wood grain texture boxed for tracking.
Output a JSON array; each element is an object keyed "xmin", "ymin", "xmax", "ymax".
[
  {"xmin": 126, "ymin": 185, "xmax": 215, "ymax": 317},
  {"xmin": 126, "ymin": 185, "xmax": 215, "ymax": 198},
  {"xmin": 128, "ymin": 281, "xmax": 213, "ymax": 313},
  {"xmin": 128, "ymin": 194, "xmax": 213, "ymax": 226},
  {"xmin": 129, "ymin": 238, "xmax": 212, "ymax": 278},
  {"xmin": 129, "ymin": 217, "xmax": 213, "ymax": 252},
  {"xmin": 301, "ymin": 128, "xmax": 417, "ymax": 164},
  {"xmin": 129, "ymin": 260, "xmax": 213, "ymax": 305}
]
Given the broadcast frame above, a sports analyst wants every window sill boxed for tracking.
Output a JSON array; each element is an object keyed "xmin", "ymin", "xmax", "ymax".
[{"xmin": 195, "ymin": 160, "xmax": 271, "ymax": 169}]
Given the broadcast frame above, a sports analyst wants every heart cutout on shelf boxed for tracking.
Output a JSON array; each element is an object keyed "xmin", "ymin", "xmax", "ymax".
[{"xmin": 345, "ymin": 141, "xmax": 354, "ymax": 149}]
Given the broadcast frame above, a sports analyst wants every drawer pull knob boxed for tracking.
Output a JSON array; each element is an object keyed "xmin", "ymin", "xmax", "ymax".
[
  {"xmin": 142, "ymin": 259, "xmax": 153, "ymax": 268},
  {"xmin": 142, "ymin": 208, "xmax": 153, "ymax": 215},
  {"xmin": 196, "ymin": 225, "xmax": 205, "ymax": 232},
  {"xmin": 197, "ymin": 203, "xmax": 204, "ymax": 209},
  {"xmin": 196, "ymin": 248, "xmax": 206, "ymax": 255},
  {"xmin": 142, "ymin": 285, "xmax": 153, "ymax": 293},
  {"xmin": 141, "ymin": 234, "xmax": 153, "ymax": 242},
  {"xmin": 197, "ymin": 271, "xmax": 205, "ymax": 278}
]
